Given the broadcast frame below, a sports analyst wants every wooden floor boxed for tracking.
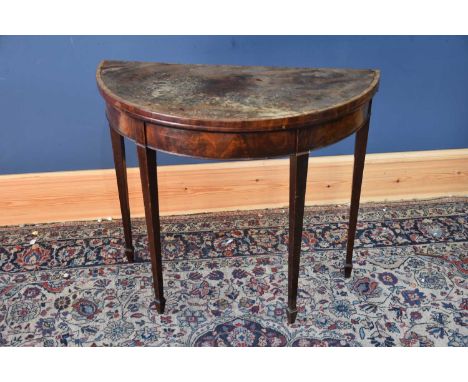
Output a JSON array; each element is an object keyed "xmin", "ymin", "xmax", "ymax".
[{"xmin": 1, "ymin": 149, "xmax": 467, "ymax": 226}]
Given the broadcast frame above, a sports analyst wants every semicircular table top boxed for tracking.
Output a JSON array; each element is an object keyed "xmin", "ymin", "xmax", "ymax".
[{"xmin": 97, "ymin": 60, "xmax": 379, "ymax": 131}]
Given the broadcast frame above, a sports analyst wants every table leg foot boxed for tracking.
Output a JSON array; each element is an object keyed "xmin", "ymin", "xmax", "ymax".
[
  {"xmin": 155, "ymin": 297, "xmax": 166, "ymax": 314},
  {"xmin": 344, "ymin": 264, "xmax": 353, "ymax": 278},
  {"xmin": 125, "ymin": 247, "xmax": 135, "ymax": 263},
  {"xmin": 287, "ymin": 307, "xmax": 298, "ymax": 324}
]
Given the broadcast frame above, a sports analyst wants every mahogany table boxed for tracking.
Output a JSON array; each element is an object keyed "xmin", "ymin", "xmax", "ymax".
[{"xmin": 97, "ymin": 60, "xmax": 380, "ymax": 324}]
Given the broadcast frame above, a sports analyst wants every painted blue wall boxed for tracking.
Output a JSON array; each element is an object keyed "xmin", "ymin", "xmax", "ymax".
[{"xmin": 1, "ymin": 36, "xmax": 467, "ymax": 174}]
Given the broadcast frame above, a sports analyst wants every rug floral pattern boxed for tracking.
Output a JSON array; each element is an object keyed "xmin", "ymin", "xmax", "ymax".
[{"xmin": 0, "ymin": 198, "xmax": 466, "ymax": 346}]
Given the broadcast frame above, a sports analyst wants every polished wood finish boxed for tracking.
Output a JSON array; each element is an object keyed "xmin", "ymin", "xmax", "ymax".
[
  {"xmin": 97, "ymin": 60, "xmax": 381, "ymax": 323},
  {"xmin": 287, "ymin": 152, "xmax": 309, "ymax": 324},
  {"xmin": 109, "ymin": 125, "xmax": 134, "ymax": 262},
  {"xmin": 106, "ymin": 99, "xmax": 371, "ymax": 160},
  {"xmin": 137, "ymin": 145, "xmax": 165, "ymax": 313}
]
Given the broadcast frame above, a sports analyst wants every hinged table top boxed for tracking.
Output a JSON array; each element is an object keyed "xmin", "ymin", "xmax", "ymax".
[{"xmin": 97, "ymin": 60, "xmax": 379, "ymax": 131}]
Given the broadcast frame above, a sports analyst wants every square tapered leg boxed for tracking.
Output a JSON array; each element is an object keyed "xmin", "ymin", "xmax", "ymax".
[
  {"xmin": 109, "ymin": 126, "xmax": 134, "ymax": 263},
  {"xmin": 137, "ymin": 145, "xmax": 166, "ymax": 313},
  {"xmin": 287, "ymin": 152, "xmax": 309, "ymax": 324},
  {"xmin": 345, "ymin": 105, "xmax": 372, "ymax": 278}
]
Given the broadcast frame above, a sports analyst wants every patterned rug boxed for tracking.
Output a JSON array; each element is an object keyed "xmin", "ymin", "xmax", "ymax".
[{"xmin": 0, "ymin": 198, "xmax": 466, "ymax": 347}]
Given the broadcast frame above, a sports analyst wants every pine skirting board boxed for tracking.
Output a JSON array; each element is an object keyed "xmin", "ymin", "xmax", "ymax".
[{"xmin": 1, "ymin": 149, "xmax": 467, "ymax": 226}]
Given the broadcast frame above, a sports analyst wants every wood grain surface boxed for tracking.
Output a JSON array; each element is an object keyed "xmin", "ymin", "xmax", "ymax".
[
  {"xmin": 97, "ymin": 60, "xmax": 379, "ymax": 131},
  {"xmin": 1, "ymin": 149, "xmax": 466, "ymax": 226}
]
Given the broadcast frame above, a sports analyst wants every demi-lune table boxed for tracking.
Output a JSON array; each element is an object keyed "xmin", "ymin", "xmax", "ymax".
[{"xmin": 97, "ymin": 60, "xmax": 380, "ymax": 324}]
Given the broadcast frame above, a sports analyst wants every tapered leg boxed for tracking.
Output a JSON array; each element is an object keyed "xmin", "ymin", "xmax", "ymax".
[
  {"xmin": 137, "ymin": 145, "xmax": 165, "ymax": 314},
  {"xmin": 287, "ymin": 152, "xmax": 309, "ymax": 324},
  {"xmin": 109, "ymin": 126, "xmax": 134, "ymax": 263},
  {"xmin": 344, "ymin": 119, "xmax": 370, "ymax": 278}
]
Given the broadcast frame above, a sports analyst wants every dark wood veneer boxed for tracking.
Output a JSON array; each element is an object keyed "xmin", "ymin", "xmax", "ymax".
[{"xmin": 98, "ymin": 60, "xmax": 379, "ymax": 324}]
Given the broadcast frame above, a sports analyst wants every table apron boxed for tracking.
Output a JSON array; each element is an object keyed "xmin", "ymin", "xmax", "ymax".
[{"xmin": 106, "ymin": 101, "xmax": 370, "ymax": 159}]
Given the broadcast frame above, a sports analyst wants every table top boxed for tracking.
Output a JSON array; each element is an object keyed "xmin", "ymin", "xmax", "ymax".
[{"xmin": 97, "ymin": 61, "xmax": 379, "ymax": 132}]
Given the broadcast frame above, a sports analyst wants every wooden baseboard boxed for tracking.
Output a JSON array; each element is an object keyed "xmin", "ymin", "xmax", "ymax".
[{"xmin": 1, "ymin": 149, "xmax": 467, "ymax": 226}]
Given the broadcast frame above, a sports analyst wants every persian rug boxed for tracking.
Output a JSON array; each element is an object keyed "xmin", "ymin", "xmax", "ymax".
[{"xmin": 0, "ymin": 198, "xmax": 466, "ymax": 347}]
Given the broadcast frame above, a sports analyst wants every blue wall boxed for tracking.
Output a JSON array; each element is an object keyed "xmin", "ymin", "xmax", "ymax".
[{"xmin": 1, "ymin": 36, "xmax": 467, "ymax": 174}]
